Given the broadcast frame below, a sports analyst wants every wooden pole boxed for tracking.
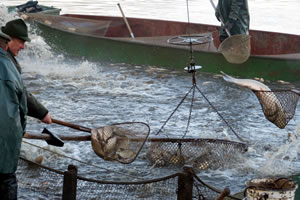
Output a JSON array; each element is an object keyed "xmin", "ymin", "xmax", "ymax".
[
  {"xmin": 216, "ymin": 187, "xmax": 230, "ymax": 200},
  {"xmin": 177, "ymin": 165, "xmax": 194, "ymax": 200},
  {"xmin": 62, "ymin": 165, "xmax": 78, "ymax": 200},
  {"xmin": 117, "ymin": 3, "xmax": 135, "ymax": 39}
]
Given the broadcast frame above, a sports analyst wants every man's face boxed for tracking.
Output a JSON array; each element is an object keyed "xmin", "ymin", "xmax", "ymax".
[{"xmin": 8, "ymin": 37, "xmax": 25, "ymax": 56}]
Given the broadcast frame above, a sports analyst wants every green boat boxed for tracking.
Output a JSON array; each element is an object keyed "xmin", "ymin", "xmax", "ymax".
[
  {"xmin": 26, "ymin": 13, "xmax": 300, "ymax": 82},
  {"xmin": 7, "ymin": 1, "xmax": 61, "ymax": 15}
]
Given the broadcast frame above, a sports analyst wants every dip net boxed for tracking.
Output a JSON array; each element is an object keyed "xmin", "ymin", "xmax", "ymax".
[
  {"xmin": 218, "ymin": 34, "xmax": 251, "ymax": 64},
  {"xmin": 253, "ymin": 89, "xmax": 299, "ymax": 129},
  {"xmin": 91, "ymin": 122, "xmax": 150, "ymax": 164}
]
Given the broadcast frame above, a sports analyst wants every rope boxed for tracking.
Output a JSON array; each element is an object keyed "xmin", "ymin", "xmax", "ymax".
[
  {"xmin": 195, "ymin": 85, "xmax": 245, "ymax": 142},
  {"xmin": 183, "ymin": 83, "xmax": 196, "ymax": 138},
  {"xmin": 155, "ymin": 85, "xmax": 194, "ymax": 136},
  {"xmin": 22, "ymin": 140, "xmax": 145, "ymax": 180},
  {"xmin": 186, "ymin": 0, "xmax": 194, "ymax": 66}
]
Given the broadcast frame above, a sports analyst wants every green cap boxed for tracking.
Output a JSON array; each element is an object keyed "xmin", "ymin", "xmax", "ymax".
[{"xmin": 1, "ymin": 19, "xmax": 31, "ymax": 42}]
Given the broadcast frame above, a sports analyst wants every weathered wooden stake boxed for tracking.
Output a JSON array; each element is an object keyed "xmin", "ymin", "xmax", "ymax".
[
  {"xmin": 177, "ymin": 165, "xmax": 194, "ymax": 200},
  {"xmin": 62, "ymin": 164, "xmax": 78, "ymax": 200}
]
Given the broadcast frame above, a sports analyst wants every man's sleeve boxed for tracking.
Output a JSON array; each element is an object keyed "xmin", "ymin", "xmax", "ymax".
[{"xmin": 25, "ymin": 87, "xmax": 49, "ymax": 120}]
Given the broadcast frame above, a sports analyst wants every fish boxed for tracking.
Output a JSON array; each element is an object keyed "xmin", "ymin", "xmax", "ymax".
[
  {"xmin": 221, "ymin": 71, "xmax": 287, "ymax": 129},
  {"xmin": 91, "ymin": 126, "xmax": 135, "ymax": 162},
  {"xmin": 91, "ymin": 126, "xmax": 117, "ymax": 161}
]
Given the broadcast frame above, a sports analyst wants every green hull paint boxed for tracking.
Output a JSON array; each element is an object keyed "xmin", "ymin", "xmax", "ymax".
[{"xmin": 37, "ymin": 22, "xmax": 300, "ymax": 82}]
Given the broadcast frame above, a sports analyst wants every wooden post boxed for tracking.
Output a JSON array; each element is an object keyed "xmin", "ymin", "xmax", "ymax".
[
  {"xmin": 216, "ymin": 187, "xmax": 230, "ymax": 200},
  {"xmin": 62, "ymin": 164, "xmax": 78, "ymax": 200},
  {"xmin": 177, "ymin": 165, "xmax": 194, "ymax": 200}
]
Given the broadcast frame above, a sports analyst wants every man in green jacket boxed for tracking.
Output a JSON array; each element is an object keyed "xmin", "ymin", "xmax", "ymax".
[
  {"xmin": 0, "ymin": 30, "xmax": 27, "ymax": 200},
  {"xmin": 1, "ymin": 19, "xmax": 52, "ymax": 123},
  {"xmin": 215, "ymin": 0, "xmax": 250, "ymax": 42}
]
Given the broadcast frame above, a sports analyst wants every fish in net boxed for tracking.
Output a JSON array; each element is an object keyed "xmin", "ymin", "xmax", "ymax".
[
  {"xmin": 146, "ymin": 138, "xmax": 247, "ymax": 170},
  {"xmin": 91, "ymin": 122, "xmax": 150, "ymax": 164},
  {"xmin": 254, "ymin": 89, "xmax": 299, "ymax": 129},
  {"xmin": 221, "ymin": 71, "xmax": 299, "ymax": 129}
]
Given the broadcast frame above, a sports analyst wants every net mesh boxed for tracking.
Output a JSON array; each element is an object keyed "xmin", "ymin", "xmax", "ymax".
[
  {"xmin": 76, "ymin": 177, "xmax": 178, "ymax": 199},
  {"xmin": 218, "ymin": 34, "xmax": 251, "ymax": 64},
  {"xmin": 147, "ymin": 138, "xmax": 247, "ymax": 170},
  {"xmin": 17, "ymin": 157, "xmax": 242, "ymax": 200},
  {"xmin": 17, "ymin": 158, "xmax": 64, "ymax": 199},
  {"xmin": 253, "ymin": 90, "xmax": 299, "ymax": 129}
]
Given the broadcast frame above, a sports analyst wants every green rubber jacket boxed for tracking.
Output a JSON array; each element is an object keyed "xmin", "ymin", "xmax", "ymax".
[
  {"xmin": 216, "ymin": 0, "xmax": 250, "ymax": 38},
  {"xmin": 7, "ymin": 48, "xmax": 48, "ymax": 120},
  {"xmin": 0, "ymin": 48, "xmax": 27, "ymax": 173}
]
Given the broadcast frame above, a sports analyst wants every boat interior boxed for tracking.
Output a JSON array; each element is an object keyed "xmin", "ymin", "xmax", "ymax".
[{"xmin": 26, "ymin": 13, "xmax": 300, "ymax": 56}]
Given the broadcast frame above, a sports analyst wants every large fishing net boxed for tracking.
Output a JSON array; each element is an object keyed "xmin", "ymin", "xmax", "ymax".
[
  {"xmin": 17, "ymin": 157, "xmax": 242, "ymax": 200},
  {"xmin": 253, "ymin": 89, "xmax": 299, "ymax": 129},
  {"xmin": 147, "ymin": 138, "xmax": 247, "ymax": 170}
]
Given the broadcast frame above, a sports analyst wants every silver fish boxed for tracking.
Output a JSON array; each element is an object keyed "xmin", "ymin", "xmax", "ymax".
[{"xmin": 221, "ymin": 71, "xmax": 287, "ymax": 129}]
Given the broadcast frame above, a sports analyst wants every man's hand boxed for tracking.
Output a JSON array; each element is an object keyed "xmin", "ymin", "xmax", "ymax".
[{"xmin": 41, "ymin": 113, "xmax": 52, "ymax": 124}]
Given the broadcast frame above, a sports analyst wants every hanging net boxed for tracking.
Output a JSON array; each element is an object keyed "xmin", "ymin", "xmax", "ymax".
[
  {"xmin": 145, "ymin": 67, "xmax": 248, "ymax": 170},
  {"xmin": 147, "ymin": 138, "xmax": 247, "ymax": 170},
  {"xmin": 253, "ymin": 89, "xmax": 299, "ymax": 129}
]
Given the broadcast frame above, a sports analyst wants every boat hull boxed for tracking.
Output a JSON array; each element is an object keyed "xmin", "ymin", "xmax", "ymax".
[{"xmin": 31, "ymin": 14, "xmax": 300, "ymax": 82}]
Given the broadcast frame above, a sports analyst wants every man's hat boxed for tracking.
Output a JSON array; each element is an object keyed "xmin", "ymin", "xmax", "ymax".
[
  {"xmin": 0, "ymin": 30, "xmax": 11, "ymax": 41},
  {"xmin": 1, "ymin": 19, "xmax": 31, "ymax": 42}
]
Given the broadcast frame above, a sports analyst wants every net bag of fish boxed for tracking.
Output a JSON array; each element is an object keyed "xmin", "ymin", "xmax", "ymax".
[
  {"xmin": 146, "ymin": 137, "xmax": 247, "ymax": 170},
  {"xmin": 91, "ymin": 122, "xmax": 150, "ymax": 164},
  {"xmin": 253, "ymin": 89, "xmax": 299, "ymax": 129}
]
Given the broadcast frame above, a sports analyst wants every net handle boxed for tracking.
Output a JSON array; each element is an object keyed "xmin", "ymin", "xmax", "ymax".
[
  {"xmin": 209, "ymin": 0, "xmax": 231, "ymax": 36},
  {"xmin": 52, "ymin": 118, "xmax": 91, "ymax": 133}
]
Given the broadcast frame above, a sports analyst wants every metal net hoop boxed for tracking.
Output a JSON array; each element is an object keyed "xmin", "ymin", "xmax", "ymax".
[
  {"xmin": 218, "ymin": 34, "xmax": 251, "ymax": 64},
  {"xmin": 167, "ymin": 33, "xmax": 213, "ymax": 46}
]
